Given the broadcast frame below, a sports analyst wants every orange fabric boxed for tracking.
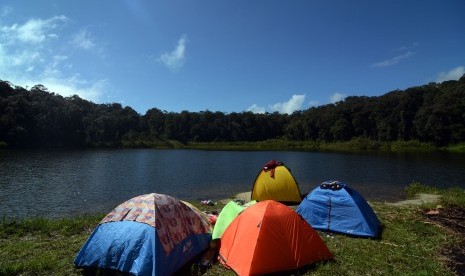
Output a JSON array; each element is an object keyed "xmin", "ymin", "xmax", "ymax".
[{"xmin": 219, "ymin": 200, "xmax": 333, "ymax": 276}]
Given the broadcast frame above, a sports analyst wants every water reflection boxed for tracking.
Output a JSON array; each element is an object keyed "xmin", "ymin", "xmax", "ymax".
[{"xmin": 0, "ymin": 149, "xmax": 464, "ymax": 218}]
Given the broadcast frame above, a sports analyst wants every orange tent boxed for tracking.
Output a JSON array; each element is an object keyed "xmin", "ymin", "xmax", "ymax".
[{"xmin": 219, "ymin": 200, "xmax": 333, "ymax": 276}]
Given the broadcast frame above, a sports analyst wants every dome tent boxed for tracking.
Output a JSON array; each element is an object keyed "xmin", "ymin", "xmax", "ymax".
[
  {"xmin": 212, "ymin": 200, "xmax": 256, "ymax": 240},
  {"xmin": 74, "ymin": 193, "xmax": 212, "ymax": 276},
  {"xmin": 219, "ymin": 200, "xmax": 333, "ymax": 275},
  {"xmin": 296, "ymin": 181, "xmax": 380, "ymax": 238},
  {"xmin": 251, "ymin": 160, "xmax": 302, "ymax": 204}
]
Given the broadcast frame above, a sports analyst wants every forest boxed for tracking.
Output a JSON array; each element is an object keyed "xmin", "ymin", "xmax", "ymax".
[{"xmin": 1, "ymin": 75, "xmax": 464, "ymax": 149}]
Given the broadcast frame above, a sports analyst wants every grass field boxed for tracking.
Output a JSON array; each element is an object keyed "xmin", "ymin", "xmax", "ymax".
[
  {"xmin": 185, "ymin": 138, "xmax": 440, "ymax": 152},
  {"xmin": 118, "ymin": 137, "xmax": 463, "ymax": 153},
  {"xmin": 1, "ymin": 184, "xmax": 464, "ymax": 276}
]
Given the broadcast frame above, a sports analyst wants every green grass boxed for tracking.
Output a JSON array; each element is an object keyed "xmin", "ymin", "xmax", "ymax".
[
  {"xmin": 0, "ymin": 215, "xmax": 103, "ymax": 276},
  {"xmin": 187, "ymin": 140, "xmax": 320, "ymax": 151},
  {"xmin": 445, "ymin": 142, "xmax": 465, "ymax": 153},
  {"xmin": 1, "ymin": 185, "xmax": 464, "ymax": 275},
  {"xmin": 202, "ymin": 201, "xmax": 456, "ymax": 276},
  {"xmin": 186, "ymin": 138, "xmax": 442, "ymax": 153},
  {"xmin": 406, "ymin": 182, "xmax": 465, "ymax": 207},
  {"xmin": 312, "ymin": 203, "xmax": 453, "ymax": 276},
  {"xmin": 3, "ymin": 138, "xmax": 464, "ymax": 153}
]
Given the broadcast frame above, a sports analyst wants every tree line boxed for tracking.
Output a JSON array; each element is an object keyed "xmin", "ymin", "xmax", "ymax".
[{"xmin": 1, "ymin": 75, "xmax": 464, "ymax": 149}]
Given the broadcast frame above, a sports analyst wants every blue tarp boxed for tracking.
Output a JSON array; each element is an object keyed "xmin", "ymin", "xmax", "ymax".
[{"xmin": 296, "ymin": 181, "xmax": 380, "ymax": 238}]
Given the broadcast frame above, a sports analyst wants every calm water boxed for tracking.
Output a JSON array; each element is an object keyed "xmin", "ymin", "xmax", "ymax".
[{"xmin": 1, "ymin": 149, "xmax": 464, "ymax": 218}]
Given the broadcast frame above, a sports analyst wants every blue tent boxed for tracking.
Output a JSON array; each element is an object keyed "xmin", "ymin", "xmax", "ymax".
[
  {"xmin": 296, "ymin": 181, "xmax": 380, "ymax": 238},
  {"xmin": 74, "ymin": 193, "xmax": 212, "ymax": 276}
]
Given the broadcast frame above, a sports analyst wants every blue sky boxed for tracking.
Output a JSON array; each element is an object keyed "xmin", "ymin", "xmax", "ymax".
[{"xmin": 1, "ymin": 1, "xmax": 464, "ymax": 115}]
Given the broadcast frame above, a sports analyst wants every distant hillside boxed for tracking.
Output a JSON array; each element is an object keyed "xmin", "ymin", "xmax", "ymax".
[{"xmin": 1, "ymin": 75, "xmax": 464, "ymax": 148}]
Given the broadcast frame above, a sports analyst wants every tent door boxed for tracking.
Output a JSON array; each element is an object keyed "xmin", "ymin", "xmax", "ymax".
[{"xmin": 327, "ymin": 196, "xmax": 332, "ymax": 233}]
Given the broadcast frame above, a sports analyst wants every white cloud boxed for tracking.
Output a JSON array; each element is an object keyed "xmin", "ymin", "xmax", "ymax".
[
  {"xmin": 270, "ymin": 94, "xmax": 305, "ymax": 114},
  {"xmin": 247, "ymin": 94, "xmax": 306, "ymax": 114},
  {"xmin": 330, "ymin": 92, "xmax": 346, "ymax": 103},
  {"xmin": 246, "ymin": 104, "xmax": 266, "ymax": 114},
  {"xmin": 159, "ymin": 35, "xmax": 187, "ymax": 71},
  {"xmin": 44, "ymin": 77, "xmax": 108, "ymax": 102},
  {"xmin": 0, "ymin": 15, "xmax": 107, "ymax": 103},
  {"xmin": 16, "ymin": 76, "xmax": 108, "ymax": 103},
  {"xmin": 1, "ymin": 15, "xmax": 67, "ymax": 44},
  {"xmin": 435, "ymin": 66, "xmax": 465, "ymax": 83},
  {"xmin": 41, "ymin": 55, "xmax": 69, "ymax": 78},
  {"xmin": 0, "ymin": 15, "xmax": 67, "ymax": 73},
  {"xmin": 6, "ymin": 48, "xmax": 41, "ymax": 68},
  {"xmin": 371, "ymin": 51, "xmax": 414, "ymax": 68},
  {"xmin": 72, "ymin": 29, "xmax": 95, "ymax": 50}
]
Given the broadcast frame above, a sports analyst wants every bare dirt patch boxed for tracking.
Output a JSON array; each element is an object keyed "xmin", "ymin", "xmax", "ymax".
[
  {"xmin": 425, "ymin": 206, "xmax": 465, "ymax": 276},
  {"xmin": 387, "ymin": 193, "xmax": 441, "ymax": 206},
  {"xmin": 219, "ymin": 192, "xmax": 251, "ymax": 204}
]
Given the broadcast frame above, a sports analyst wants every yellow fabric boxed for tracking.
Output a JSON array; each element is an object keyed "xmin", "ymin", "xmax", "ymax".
[{"xmin": 251, "ymin": 166, "xmax": 301, "ymax": 203}]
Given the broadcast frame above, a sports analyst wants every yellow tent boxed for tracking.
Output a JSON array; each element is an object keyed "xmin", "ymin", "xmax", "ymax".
[{"xmin": 251, "ymin": 160, "xmax": 302, "ymax": 204}]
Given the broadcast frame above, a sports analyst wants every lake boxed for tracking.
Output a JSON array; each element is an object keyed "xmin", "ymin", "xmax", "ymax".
[{"xmin": 1, "ymin": 149, "xmax": 464, "ymax": 219}]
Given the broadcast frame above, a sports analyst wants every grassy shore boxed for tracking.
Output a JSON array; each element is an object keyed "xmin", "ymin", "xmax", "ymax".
[
  {"xmin": 2, "ymin": 139, "xmax": 465, "ymax": 153},
  {"xmin": 1, "ymin": 184, "xmax": 464, "ymax": 276},
  {"xmin": 183, "ymin": 139, "xmax": 464, "ymax": 153}
]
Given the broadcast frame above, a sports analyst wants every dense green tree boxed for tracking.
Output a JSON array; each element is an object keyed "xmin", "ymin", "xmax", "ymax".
[
  {"xmin": 0, "ymin": 75, "xmax": 464, "ymax": 148},
  {"xmin": 143, "ymin": 108, "xmax": 166, "ymax": 140}
]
